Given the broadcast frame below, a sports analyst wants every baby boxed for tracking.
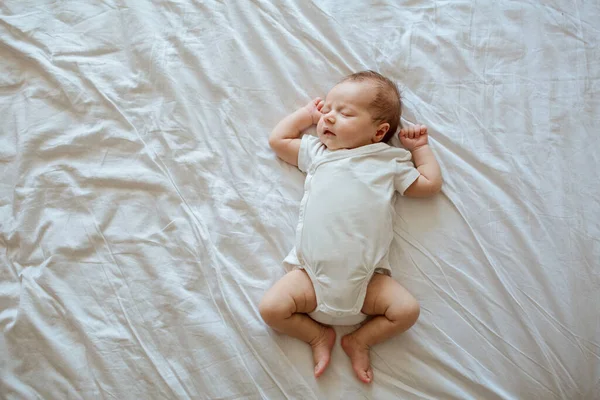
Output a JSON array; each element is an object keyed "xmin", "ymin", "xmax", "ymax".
[{"xmin": 259, "ymin": 71, "xmax": 442, "ymax": 384}]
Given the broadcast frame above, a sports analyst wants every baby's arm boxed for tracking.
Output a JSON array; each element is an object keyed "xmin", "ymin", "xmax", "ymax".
[
  {"xmin": 269, "ymin": 98, "xmax": 324, "ymax": 166},
  {"xmin": 400, "ymin": 125, "xmax": 443, "ymax": 197}
]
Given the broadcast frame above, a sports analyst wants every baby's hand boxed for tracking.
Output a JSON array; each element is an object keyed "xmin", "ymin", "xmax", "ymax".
[
  {"xmin": 399, "ymin": 124, "xmax": 429, "ymax": 151},
  {"xmin": 304, "ymin": 97, "xmax": 325, "ymax": 125}
]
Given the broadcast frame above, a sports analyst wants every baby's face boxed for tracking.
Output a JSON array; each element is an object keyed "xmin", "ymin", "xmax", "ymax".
[{"xmin": 317, "ymin": 80, "xmax": 386, "ymax": 150}]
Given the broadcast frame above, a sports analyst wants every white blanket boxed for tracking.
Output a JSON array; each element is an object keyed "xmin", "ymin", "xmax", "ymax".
[{"xmin": 1, "ymin": 1, "xmax": 599, "ymax": 398}]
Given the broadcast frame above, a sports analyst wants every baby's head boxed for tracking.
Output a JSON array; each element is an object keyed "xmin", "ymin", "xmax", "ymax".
[{"xmin": 317, "ymin": 70, "xmax": 401, "ymax": 150}]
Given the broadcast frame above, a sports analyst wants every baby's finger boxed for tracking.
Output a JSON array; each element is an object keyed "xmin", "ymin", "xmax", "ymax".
[
  {"xmin": 317, "ymin": 100, "xmax": 325, "ymax": 110},
  {"xmin": 409, "ymin": 126, "xmax": 416, "ymax": 139},
  {"xmin": 413, "ymin": 125, "xmax": 422, "ymax": 137},
  {"xmin": 399, "ymin": 129, "xmax": 407, "ymax": 137}
]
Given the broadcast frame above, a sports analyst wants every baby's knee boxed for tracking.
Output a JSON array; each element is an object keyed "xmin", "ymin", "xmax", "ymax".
[
  {"xmin": 389, "ymin": 297, "xmax": 420, "ymax": 327},
  {"xmin": 404, "ymin": 298, "xmax": 421, "ymax": 326},
  {"xmin": 259, "ymin": 294, "xmax": 288, "ymax": 326}
]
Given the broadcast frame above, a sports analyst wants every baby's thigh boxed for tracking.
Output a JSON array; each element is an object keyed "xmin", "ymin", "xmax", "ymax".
[
  {"xmin": 262, "ymin": 269, "xmax": 318, "ymax": 314},
  {"xmin": 361, "ymin": 274, "xmax": 419, "ymax": 318}
]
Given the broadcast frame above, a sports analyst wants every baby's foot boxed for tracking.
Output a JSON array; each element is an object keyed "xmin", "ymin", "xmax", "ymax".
[
  {"xmin": 341, "ymin": 334, "xmax": 373, "ymax": 383},
  {"xmin": 310, "ymin": 326, "xmax": 336, "ymax": 378}
]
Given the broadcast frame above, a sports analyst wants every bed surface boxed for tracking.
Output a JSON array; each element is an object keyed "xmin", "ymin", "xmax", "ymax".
[{"xmin": 1, "ymin": 1, "xmax": 599, "ymax": 399}]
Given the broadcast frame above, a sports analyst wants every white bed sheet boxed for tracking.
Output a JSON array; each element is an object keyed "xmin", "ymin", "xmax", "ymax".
[{"xmin": 1, "ymin": 1, "xmax": 599, "ymax": 399}]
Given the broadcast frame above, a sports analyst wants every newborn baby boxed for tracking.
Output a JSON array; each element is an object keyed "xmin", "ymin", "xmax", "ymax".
[{"xmin": 259, "ymin": 70, "xmax": 442, "ymax": 383}]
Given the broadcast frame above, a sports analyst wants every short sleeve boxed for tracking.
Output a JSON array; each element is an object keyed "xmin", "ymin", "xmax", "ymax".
[
  {"xmin": 297, "ymin": 134, "xmax": 326, "ymax": 173},
  {"xmin": 393, "ymin": 151, "xmax": 421, "ymax": 195}
]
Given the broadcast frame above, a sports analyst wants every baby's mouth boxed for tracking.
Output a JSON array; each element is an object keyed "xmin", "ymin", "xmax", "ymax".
[{"xmin": 323, "ymin": 128, "xmax": 335, "ymax": 136}]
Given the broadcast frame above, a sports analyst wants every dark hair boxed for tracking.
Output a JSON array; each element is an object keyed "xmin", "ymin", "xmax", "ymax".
[{"xmin": 340, "ymin": 70, "xmax": 401, "ymax": 143}]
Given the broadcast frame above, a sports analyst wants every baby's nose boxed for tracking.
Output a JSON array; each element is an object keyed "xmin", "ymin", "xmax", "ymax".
[{"xmin": 326, "ymin": 115, "xmax": 335, "ymax": 124}]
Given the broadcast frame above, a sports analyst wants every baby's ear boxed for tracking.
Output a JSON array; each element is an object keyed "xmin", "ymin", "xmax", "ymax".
[{"xmin": 373, "ymin": 123, "xmax": 390, "ymax": 142}]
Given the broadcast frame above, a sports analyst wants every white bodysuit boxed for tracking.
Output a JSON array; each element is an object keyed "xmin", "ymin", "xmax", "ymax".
[{"xmin": 283, "ymin": 135, "xmax": 420, "ymax": 326}]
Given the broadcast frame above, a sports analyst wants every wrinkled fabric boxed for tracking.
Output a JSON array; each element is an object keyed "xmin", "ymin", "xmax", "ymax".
[{"xmin": 0, "ymin": 1, "xmax": 599, "ymax": 399}]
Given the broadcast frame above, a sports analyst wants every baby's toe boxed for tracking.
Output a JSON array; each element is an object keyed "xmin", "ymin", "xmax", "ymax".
[
  {"xmin": 355, "ymin": 365, "xmax": 373, "ymax": 384},
  {"xmin": 314, "ymin": 360, "xmax": 326, "ymax": 377}
]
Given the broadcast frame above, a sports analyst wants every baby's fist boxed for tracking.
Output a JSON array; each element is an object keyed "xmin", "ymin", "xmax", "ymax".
[
  {"xmin": 399, "ymin": 124, "xmax": 428, "ymax": 151},
  {"xmin": 304, "ymin": 97, "xmax": 325, "ymax": 125}
]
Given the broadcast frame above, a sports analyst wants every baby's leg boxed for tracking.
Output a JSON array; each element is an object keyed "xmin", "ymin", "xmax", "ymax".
[
  {"xmin": 259, "ymin": 269, "xmax": 336, "ymax": 378},
  {"xmin": 341, "ymin": 274, "xmax": 420, "ymax": 383}
]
